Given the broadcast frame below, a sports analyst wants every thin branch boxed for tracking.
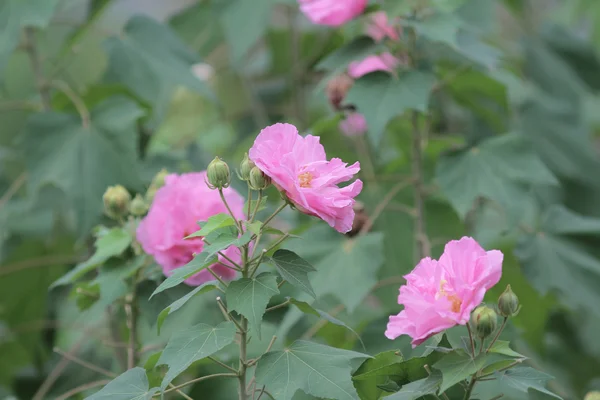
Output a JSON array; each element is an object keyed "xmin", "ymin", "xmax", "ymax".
[
  {"xmin": 54, "ymin": 379, "xmax": 110, "ymax": 400},
  {"xmin": 261, "ymin": 202, "xmax": 288, "ymax": 228},
  {"xmin": 266, "ymin": 300, "xmax": 290, "ymax": 313},
  {"xmin": 208, "ymin": 356, "xmax": 238, "ymax": 373},
  {"xmin": 48, "ymin": 80, "xmax": 90, "ymax": 128},
  {"xmin": 168, "ymin": 383, "xmax": 194, "ymax": 400},
  {"xmin": 359, "ymin": 179, "xmax": 412, "ymax": 235},
  {"xmin": 23, "ymin": 27, "xmax": 51, "ymax": 110},
  {"xmin": 124, "ymin": 293, "xmax": 137, "ymax": 369},
  {"xmin": 466, "ymin": 323, "xmax": 476, "ymax": 358},
  {"xmin": 156, "ymin": 373, "xmax": 237, "ymax": 395},
  {"xmin": 277, "ymin": 279, "xmax": 286, "ymax": 289},
  {"xmin": 208, "ymin": 267, "xmax": 228, "ymax": 288},
  {"xmin": 53, "ymin": 347, "xmax": 116, "ymax": 377},
  {"xmin": 0, "ymin": 172, "xmax": 27, "ymax": 209},
  {"xmin": 219, "ymin": 188, "xmax": 243, "ymax": 233},
  {"xmin": 486, "ymin": 317, "xmax": 507, "ymax": 353}
]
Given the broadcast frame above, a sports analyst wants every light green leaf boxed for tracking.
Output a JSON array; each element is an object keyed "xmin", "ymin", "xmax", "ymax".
[
  {"xmin": 346, "ymin": 71, "xmax": 436, "ymax": 145},
  {"xmin": 271, "ymin": 249, "xmax": 316, "ymax": 298},
  {"xmin": 151, "ymin": 253, "xmax": 217, "ymax": 297},
  {"xmin": 436, "ymin": 132, "xmax": 557, "ymax": 219},
  {"xmin": 187, "ymin": 213, "xmax": 236, "ymax": 238},
  {"xmin": 487, "ymin": 340, "xmax": 525, "ymax": 359},
  {"xmin": 409, "ymin": 12, "xmax": 463, "ymax": 48},
  {"xmin": 245, "ymin": 221, "xmax": 263, "ymax": 235},
  {"xmin": 85, "ymin": 367, "xmax": 158, "ymax": 400},
  {"xmin": 157, "ymin": 322, "xmax": 236, "ymax": 389},
  {"xmin": 23, "ymin": 97, "xmax": 144, "ymax": 233},
  {"xmin": 226, "ymin": 272, "xmax": 279, "ymax": 338},
  {"xmin": 433, "ymin": 350, "xmax": 487, "ymax": 393},
  {"xmin": 51, "ymin": 227, "xmax": 132, "ymax": 288},
  {"xmin": 385, "ymin": 370, "xmax": 443, "ymax": 400},
  {"xmin": 496, "ymin": 367, "xmax": 561, "ymax": 399},
  {"xmin": 103, "ymin": 16, "xmax": 212, "ymax": 107},
  {"xmin": 156, "ymin": 281, "xmax": 218, "ymax": 334},
  {"xmin": 255, "ymin": 340, "xmax": 370, "ymax": 400},
  {"xmin": 203, "ymin": 228, "xmax": 252, "ymax": 259}
]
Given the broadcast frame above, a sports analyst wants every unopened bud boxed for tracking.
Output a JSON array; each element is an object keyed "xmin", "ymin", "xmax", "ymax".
[
  {"xmin": 129, "ymin": 194, "xmax": 149, "ymax": 216},
  {"xmin": 146, "ymin": 169, "xmax": 169, "ymax": 203},
  {"xmin": 248, "ymin": 166, "xmax": 271, "ymax": 190},
  {"xmin": 326, "ymin": 73, "xmax": 354, "ymax": 110},
  {"xmin": 239, "ymin": 153, "xmax": 255, "ymax": 181},
  {"xmin": 471, "ymin": 306, "xmax": 497, "ymax": 339},
  {"xmin": 103, "ymin": 185, "xmax": 131, "ymax": 219},
  {"xmin": 206, "ymin": 157, "xmax": 231, "ymax": 190},
  {"xmin": 498, "ymin": 284, "xmax": 519, "ymax": 317}
]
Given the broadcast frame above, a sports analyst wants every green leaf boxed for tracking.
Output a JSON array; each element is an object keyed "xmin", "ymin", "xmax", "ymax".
[
  {"xmin": 156, "ymin": 281, "xmax": 218, "ymax": 334},
  {"xmin": 271, "ymin": 249, "xmax": 317, "ymax": 298},
  {"xmin": 496, "ymin": 367, "xmax": 561, "ymax": 399},
  {"xmin": 85, "ymin": 367, "xmax": 158, "ymax": 400},
  {"xmin": 103, "ymin": 16, "xmax": 213, "ymax": 107},
  {"xmin": 254, "ymin": 340, "xmax": 370, "ymax": 400},
  {"xmin": 225, "ymin": 272, "xmax": 279, "ymax": 338},
  {"xmin": 352, "ymin": 349, "xmax": 445, "ymax": 400},
  {"xmin": 288, "ymin": 298, "xmax": 363, "ymax": 348},
  {"xmin": 385, "ymin": 370, "xmax": 443, "ymax": 400},
  {"xmin": 202, "ymin": 227, "xmax": 252, "ymax": 259},
  {"xmin": 23, "ymin": 97, "xmax": 144, "ymax": 233},
  {"xmin": 487, "ymin": 340, "xmax": 525, "ymax": 359},
  {"xmin": 245, "ymin": 221, "xmax": 263, "ymax": 235},
  {"xmin": 157, "ymin": 322, "xmax": 236, "ymax": 389},
  {"xmin": 151, "ymin": 253, "xmax": 217, "ymax": 297},
  {"xmin": 187, "ymin": 213, "xmax": 236, "ymax": 238},
  {"xmin": 539, "ymin": 205, "xmax": 600, "ymax": 237},
  {"xmin": 436, "ymin": 132, "xmax": 557, "ymax": 219},
  {"xmin": 433, "ymin": 349, "xmax": 487, "ymax": 393},
  {"xmin": 346, "ymin": 71, "xmax": 436, "ymax": 145},
  {"xmin": 51, "ymin": 227, "xmax": 132, "ymax": 288}
]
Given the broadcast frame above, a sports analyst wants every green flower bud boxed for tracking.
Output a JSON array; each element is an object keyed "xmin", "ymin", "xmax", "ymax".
[
  {"xmin": 498, "ymin": 284, "xmax": 519, "ymax": 317},
  {"xmin": 103, "ymin": 185, "xmax": 131, "ymax": 219},
  {"xmin": 248, "ymin": 166, "xmax": 271, "ymax": 190},
  {"xmin": 129, "ymin": 194, "xmax": 149, "ymax": 216},
  {"xmin": 471, "ymin": 306, "xmax": 497, "ymax": 339},
  {"xmin": 585, "ymin": 392, "xmax": 600, "ymax": 400},
  {"xmin": 146, "ymin": 169, "xmax": 169, "ymax": 203},
  {"xmin": 238, "ymin": 153, "xmax": 255, "ymax": 181},
  {"xmin": 206, "ymin": 157, "xmax": 231, "ymax": 190}
]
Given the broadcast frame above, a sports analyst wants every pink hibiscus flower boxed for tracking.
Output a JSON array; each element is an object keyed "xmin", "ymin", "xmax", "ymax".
[
  {"xmin": 348, "ymin": 53, "xmax": 400, "ymax": 78},
  {"xmin": 298, "ymin": 0, "xmax": 368, "ymax": 27},
  {"xmin": 136, "ymin": 172, "xmax": 245, "ymax": 286},
  {"xmin": 385, "ymin": 237, "xmax": 503, "ymax": 347},
  {"xmin": 249, "ymin": 123, "xmax": 363, "ymax": 233},
  {"xmin": 339, "ymin": 112, "xmax": 367, "ymax": 137},
  {"xmin": 366, "ymin": 12, "xmax": 400, "ymax": 42}
]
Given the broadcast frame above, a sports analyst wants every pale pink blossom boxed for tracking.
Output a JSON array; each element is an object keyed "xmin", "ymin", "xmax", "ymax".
[
  {"xmin": 249, "ymin": 123, "xmax": 362, "ymax": 233},
  {"xmin": 137, "ymin": 172, "xmax": 245, "ymax": 286},
  {"xmin": 366, "ymin": 12, "xmax": 400, "ymax": 42},
  {"xmin": 339, "ymin": 112, "xmax": 367, "ymax": 137},
  {"xmin": 298, "ymin": 0, "xmax": 368, "ymax": 27},
  {"xmin": 385, "ymin": 237, "xmax": 503, "ymax": 347},
  {"xmin": 348, "ymin": 53, "xmax": 400, "ymax": 78}
]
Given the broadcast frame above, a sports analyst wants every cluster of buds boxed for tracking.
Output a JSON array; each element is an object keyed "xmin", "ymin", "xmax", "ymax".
[
  {"xmin": 206, "ymin": 154, "xmax": 271, "ymax": 192},
  {"xmin": 102, "ymin": 169, "xmax": 167, "ymax": 220},
  {"xmin": 470, "ymin": 285, "xmax": 520, "ymax": 340}
]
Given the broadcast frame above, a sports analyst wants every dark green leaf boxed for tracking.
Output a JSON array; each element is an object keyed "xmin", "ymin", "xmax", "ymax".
[
  {"xmin": 156, "ymin": 281, "xmax": 218, "ymax": 334},
  {"xmin": 151, "ymin": 253, "xmax": 217, "ymax": 297},
  {"xmin": 385, "ymin": 370, "xmax": 443, "ymax": 400},
  {"xmin": 255, "ymin": 340, "xmax": 370, "ymax": 400},
  {"xmin": 225, "ymin": 272, "xmax": 279, "ymax": 338},
  {"xmin": 271, "ymin": 249, "xmax": 316, "ymax": 298},
  {"xmin": 496, "ymin": 367, "xmax": 561, "ymax": 399},
  {"xmin": 433, "ymin": 350, "xmax": 487, "ymax": 393},
  {"xmin": 85, "ymin": 367, "xmax": 158, "ymax": 399},
  {"xmin": 23, "ymin": 97, "xmax": 144, "ymax": 233},
  {"xmin": 436, "ymin": 132, "xmax": 557, "ymax": 219},
  {"xmin": 487, "ymin": 340, "xmax": 525, "ymax": 359},
  {"xmin": 346, "ymin": 71, "xmax": 436, "ymax": 145},
  {"xmin": 187, "ymin": 213, "xmax": 236, "ymax": 238},
  {"xmin": 51, "ymin": 227, "xmax": 132, "ymax": 288},
  {"xmin": 157, "ymin": 322, "xmax": 236, "ymax": 389}
]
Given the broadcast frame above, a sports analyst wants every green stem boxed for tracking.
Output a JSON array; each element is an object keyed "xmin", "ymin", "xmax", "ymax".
[
  {"xmin": 238, "ymin": 316, "xmax": 249, "ymax": 400},
  {"xmin": 261, "ymin": 202, "xmax": 288, "ymax": 228},
  {"xmin": 463, "ymin": 375, "xmax": 477, "ymax": 400},
  {"xmin": 486, "ymin": 317, "xmax": 508, "ymax": 353},
  {"xmin": 124, "ymin": 291, "xmax": 138, "ymax": 369},
  {"xmin": 247, "ymin": 187, "xmax": 253, "ymax": 220},
  {"xmin": 219, "ymin": 188, "xmax": 243, "ymax": 233},
  {"xmin": 250, "ymin": 190, "xmax": 263, "ymax": 223},
  {"xmin": 156, "ymin": 373, "xmax": 237, "ymax": 395},
  {"xmin": 466, "ymin": 323, "xmax": 476, "ymax": 358}
]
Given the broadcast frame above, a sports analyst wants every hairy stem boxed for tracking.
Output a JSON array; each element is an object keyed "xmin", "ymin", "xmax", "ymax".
[
  {"xmin": 250, "ymin": 190, "xmax": 263, "ymax": 223},
  {"xmin": 261, "ymin": 202, "xmax": 287, "ymax": 228}
]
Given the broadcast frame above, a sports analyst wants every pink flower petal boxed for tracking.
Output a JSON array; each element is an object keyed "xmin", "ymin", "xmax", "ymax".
[{"xmin": 298, "ymin": 0, "xmax": 368, "ymax": 27}]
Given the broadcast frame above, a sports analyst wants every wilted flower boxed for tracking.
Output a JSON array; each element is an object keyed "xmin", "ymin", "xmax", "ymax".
[
  {"xmin": 385, "ymin": 237, "xmax": 503, "ymax": 347},
  {"xmin": 136, "ymin": 172, "xmax": 245, "ymax": 286},
  {"xmin": 348, "ymin": 53, "xmax": 400, "ymax": 78},
  {"xmin": 249, "ymin": 123, "xmax": 362, "ymax": 233},
  {"xmin": 298, "ymin": 0, "xmax": 368, "ymax": 27}
]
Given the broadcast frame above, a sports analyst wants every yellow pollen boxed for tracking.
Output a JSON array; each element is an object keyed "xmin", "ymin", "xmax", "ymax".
[
  {"xmin": 438, "ymin": 279, "xmax": 461, "ymax": 313},
  {"xmin": 298, "ymin": 172, "xmax": 313, "ymax": 188}
]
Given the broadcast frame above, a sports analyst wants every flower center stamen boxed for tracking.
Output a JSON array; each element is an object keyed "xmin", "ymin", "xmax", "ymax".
[
  {"xmin": 298, "ymin": 171, "xmax": 314, "ymax": 188},
  {"xmin": 437, "ymin": 279, "xmax": 462, "ymax": 313}
]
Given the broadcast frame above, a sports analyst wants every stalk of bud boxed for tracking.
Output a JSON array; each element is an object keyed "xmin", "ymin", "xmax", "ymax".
[
  {"xmin": 103, "ymin": 185, "xmax": 131, "ymax": 219},
  {"xmin": 471, "ymin": 306, "xmax": 497, "ymax": 339},
  {"xmin": 248, "ymin": 166, "xmax": 271, "ymax": 190},
  {"xmin": 498, "ymin": 284, "xmax": 520, "ymax": 317},
  {"xmin": 206, "ymin": 157, "xmax": 231, "ymax": 190},
  {"xmin": 238, "ymin": 152, "xmax": 255, "ymax": 181},
  {"xmin": 130, "ymin": 194, "xmax": 149, "ymax": 216}
]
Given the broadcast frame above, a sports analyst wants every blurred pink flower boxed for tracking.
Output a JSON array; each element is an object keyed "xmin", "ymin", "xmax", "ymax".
[
  {"xmin": 249, "ymin": 123, "xmax": 363, "ymax": 233},
  {"xmin": 339, "ymin": 112, "xmax": 367, "ymax": 137},
  {"xmin": 298, "ymin": 0, "xmax": 368, "ymax": 27},
  {"xmin": 137, "ymin": 172, "xmax": 245, "ymax": 286},
  {"xmin": 385, "ymin": 237, "xmax": 503, "ymax": 347},
  {"xmin": 348, "ymin": 53, "xmax": 400, "ymax": 78},
  {"xmin": 366, "ymin": 11, "xmax": 400, "ymax": 42}
]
